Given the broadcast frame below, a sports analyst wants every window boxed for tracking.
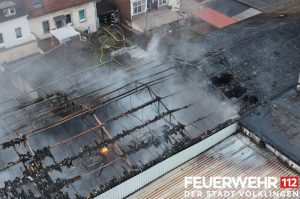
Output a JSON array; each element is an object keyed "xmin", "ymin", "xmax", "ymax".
[
  {"xmin": 42, "ymin": 20, "xmax": 50, "ymax": 33},
  {"xmin": 132, "ymin": 0, "xmax": 146, "ymax": 15},
  {"xmin": 0, "ymin": 33, "xmax": 4, "ymax": 44},
  {"xmin": 56, "ymin": 20, "xmax": 64, "ymax": 28},
  {"xmin": 158, "ymin": 0, "xmax": 167, "ymax": 6},
  {"xmin": 65, "ymin": 14, "xmax": 72, "ymax": 24},
  {"xmin": 3, "ymin": 7, "xmax": 16, "ymax": 17},
  {"xmin": 79, "ymin": 10, "xmax": 86, "ymax": 22},
  {"xmin": 32, "ymin": 0, "xmax": 43, "ymax": 9},
  {"xmin": 15, "ymin": 27, "xmax": 22, "ymax": 39},
  {"xmin": 53, "ymin": 15, "xmax": 66, "ymax": 28}
]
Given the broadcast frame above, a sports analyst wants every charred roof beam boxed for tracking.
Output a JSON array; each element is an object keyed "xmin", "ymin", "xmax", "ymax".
[
  {"xmin": 54, "ymin": 106, "xmax": 189, "ymax": 163},
  {"xmin": 50, "ymin": 97, "xmax": 162, "ymax": 148},
  {"xmin": 24, "ymin": 73, "xmax": 176, "ymax": 138}
]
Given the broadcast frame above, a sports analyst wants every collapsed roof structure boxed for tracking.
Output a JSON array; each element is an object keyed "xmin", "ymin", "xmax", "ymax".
[
  {"xmin": 129, "ymin": 11, "xmax": 300, "ymax": 198},
  {"xmin": 0, "ymin": 8, "xmax": 299, "ymax": 199},
  {"xmin": 0, "ymin": 46, "xmax": 238, "ymax": 198}
]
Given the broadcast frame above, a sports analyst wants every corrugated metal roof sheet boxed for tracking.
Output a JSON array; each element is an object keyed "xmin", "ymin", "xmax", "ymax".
[{"xmin": 129, "ymin": 133, "xmax": 298, "ymax": 199}]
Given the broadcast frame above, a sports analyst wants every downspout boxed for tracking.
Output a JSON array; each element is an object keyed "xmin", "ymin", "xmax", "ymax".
[{"xmin": 95, "ymin": 0, "xmax": 101, "ymax": 30}]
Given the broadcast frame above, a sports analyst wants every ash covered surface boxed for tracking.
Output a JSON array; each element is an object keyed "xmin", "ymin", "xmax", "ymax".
[
  {"xmin": 173, "ymin": 13, "xmax": 300, "ymax": 169},
  {"xmin": 241, "ymin": 89, "xmax": 300, "ymax": 165},
  {"xmin": 237, "ymin": 0, "xmax": 289, "ymax": 12},
  {"xmin": 174, "ymin": 14, "xmax": 300, "ymax": 103}
]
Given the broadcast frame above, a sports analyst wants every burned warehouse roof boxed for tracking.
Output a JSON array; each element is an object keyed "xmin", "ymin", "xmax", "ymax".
[
  {"xmin": 0, "ymin": 47, "xmax": 238, "ymax": 198},
  {"xmin": 0, "ymin": 7, "xmax": 300, "ymax": 199}
]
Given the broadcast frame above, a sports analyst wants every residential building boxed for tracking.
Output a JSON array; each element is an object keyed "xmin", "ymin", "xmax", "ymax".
[
  {"xmin": 108, "ymin": 0, "xmax": 182, "ymax": 31},
  {"xmin": 0, "ymin": 0, "xmax": 39, "ymax": 64},
  {"xmin": 25, "ymin": 0, "xmax": 98, "ymax": 40}
]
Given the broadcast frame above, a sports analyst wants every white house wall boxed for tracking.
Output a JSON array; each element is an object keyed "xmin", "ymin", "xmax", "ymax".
[
  {"xmin": 0, "ymin": 16, "xmax": 40, "ymax": 63},
  {"xmin": 29, "ymin": 2, "xmax": 97, "ymax": 40},
  {"xmin": 0, "ymin": 16, "xmax": 36, "ymax": 49},
  {"xmin": 0, "ymin": 41, "xmax": 39, "ymax": 64},
  {"xmin": 130, "ymin": 0, "xmax": 147, "ymax": 18},
  {"xmin": 129, "ymin": 0, "xmax": 171, "ymax": 16}
]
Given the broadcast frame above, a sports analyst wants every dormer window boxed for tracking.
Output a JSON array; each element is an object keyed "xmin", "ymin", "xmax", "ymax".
[
  {"xmin": 3, "ymin": 7, "xmax": 16, "ymax": 17},
  {"xmin": 32, "ymin": 0, "xmax": 43, "ymax": 9},
  {"xmin": 0, "ymin": 1, "xmax": 16, "ymax": 17}
]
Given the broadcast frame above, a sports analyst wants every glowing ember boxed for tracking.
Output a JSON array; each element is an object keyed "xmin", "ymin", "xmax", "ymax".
[{"xmin": 99, "ymin": 146, "xmax": 109, "ymax": 155}]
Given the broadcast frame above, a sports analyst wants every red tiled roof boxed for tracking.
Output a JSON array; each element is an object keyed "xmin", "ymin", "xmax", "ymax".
[
  {"xmin": 195, "ymin": 7, "xmax": 237, "ymax": 28},
  {"xmin": 25, "ymin": 0, "xmax": 94, "ymax": 18}
]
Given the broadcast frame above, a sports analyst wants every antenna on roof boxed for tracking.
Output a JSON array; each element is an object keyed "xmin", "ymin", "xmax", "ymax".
[{"xmin": 297, "ymin": 74, "xmax": 300, "ymax": 93}]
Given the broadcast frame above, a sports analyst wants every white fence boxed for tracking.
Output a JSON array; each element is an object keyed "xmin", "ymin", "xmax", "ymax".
[{"xmin": 96, "ymin": 122, "xmax": 238, "ymax": 199}]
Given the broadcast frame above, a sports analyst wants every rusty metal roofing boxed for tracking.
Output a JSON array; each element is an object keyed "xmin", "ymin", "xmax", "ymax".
[
  {"xmin": 129, "ymin": 133, "xmax": 298, "ymax": 199},
  {"xmin": 194, "ymin": 7, "xmax": 237, "ymax": 28}
]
